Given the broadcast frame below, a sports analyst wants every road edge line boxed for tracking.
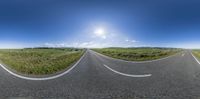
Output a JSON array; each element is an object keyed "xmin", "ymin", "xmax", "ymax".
[
  {"xmin": 103, "ymin": 64, "xmax": 152, "ymax": 78},
  {"xmin": 191, "ymin": 52, "xmax": 200, "ymax": 65},
  {"xmin": 91, "ymin": 50, "xmax": 180, "ymax": 63},
  {"xmin": 0, "ymin": 51, "xmax": 87, "ymax": 81}
]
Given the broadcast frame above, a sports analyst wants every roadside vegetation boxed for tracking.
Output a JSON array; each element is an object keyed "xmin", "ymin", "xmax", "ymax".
[
  {"xmin": 93, "ymin": 47, "xmax": 182, "ymax": 61},
  {"xmin": 0, "ymin": 48, "xmax": 84, "ymax": 75},
  {"xmin": 192, "ymin": 50, "xmax": 200, "ymax": 60}
]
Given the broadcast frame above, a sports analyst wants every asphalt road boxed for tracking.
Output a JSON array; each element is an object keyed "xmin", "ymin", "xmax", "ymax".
[{"xmin": 0, "ymin": 50, "xmax": 200, "ymax": 99}]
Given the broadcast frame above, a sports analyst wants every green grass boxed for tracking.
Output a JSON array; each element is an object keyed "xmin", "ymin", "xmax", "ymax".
[
  {"xmin": 0, "ymin": 48, "xmax": 84, "ymax": 75},
  {"xmin": 93, "ymin": 47, "xmax": 181, "ymax": 61},
  {"xmin": 192, "ymin": 50, "xmax": 200, "ymax": 60}
]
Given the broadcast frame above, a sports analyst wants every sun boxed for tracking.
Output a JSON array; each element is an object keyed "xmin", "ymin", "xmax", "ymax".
[
  {"xmin": 94, "ymin": 28, "xmax": 105, "ymax": 36},
  {"xmin": 94, "ymin": 28, "xmax": 107, "ymax": 39}
]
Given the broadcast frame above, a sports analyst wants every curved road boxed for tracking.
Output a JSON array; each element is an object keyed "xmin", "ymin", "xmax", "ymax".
[{"xmin": 0, "ymin": 50, "xmax": 200, "ymax": 99}]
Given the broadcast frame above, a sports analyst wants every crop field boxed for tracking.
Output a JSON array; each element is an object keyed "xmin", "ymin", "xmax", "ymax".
[
  {"xmin": 192, "ymin": 50, "xmax": 200, "ymax": 60},
  {"xmin": 93, "ymin": 47, "xmax": 181, "ymax": 61},
  {"xmin": 0, "ymin": 48, "xmax": 84, "ymax": 75}
]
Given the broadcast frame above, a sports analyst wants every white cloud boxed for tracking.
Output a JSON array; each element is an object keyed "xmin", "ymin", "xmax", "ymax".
[
  {"xmin": 73, "ymin": 41, "xmax": 111, "ymax": 48},
  {"xmin": 169, "ymin": 42, "xmax": 200, "ymax": 49},
  {"xmin": 0, "ymin": 42, "xmax": 26, "ymax": 49},
  {"xmin": 43, "ymin": 43, "xmax": 66, "ymax": 47},
  {"xmin": 125, "ymin": 39, "xmax": 139, "ymax": 43}
]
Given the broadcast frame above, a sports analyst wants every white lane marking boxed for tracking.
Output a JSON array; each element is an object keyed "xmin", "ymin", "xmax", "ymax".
[
  {"xmin": 182, "ymin": 54, "xmax": 185, "ymax": 56},
  {"xmin": 103, "ymin": 64, "xmax": 152, "ymax": 78},
  {"xmin": 91, "ymin": 50, "xmax": 179, "ymax": 64},
  {"xmin": 191, "ymin": 52, "xmax": 200, "ymax": 65},
  {"xmin": 0, "ymin": 51, "xmax": 86, "ymax": 81}
]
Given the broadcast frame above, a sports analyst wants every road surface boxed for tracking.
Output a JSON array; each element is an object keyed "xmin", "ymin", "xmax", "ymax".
[{"xmin": 0, "ymin": 50, "xmax": 200, "ymax": 99}]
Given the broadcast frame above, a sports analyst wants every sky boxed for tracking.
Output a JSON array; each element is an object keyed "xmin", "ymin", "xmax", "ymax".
[{"xmin": 0, "ymin": 0, "xmax": 200, "ymax": 48}]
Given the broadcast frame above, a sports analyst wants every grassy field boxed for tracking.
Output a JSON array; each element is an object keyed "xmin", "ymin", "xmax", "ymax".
[
  {"xmin": 93, "ymin": 47, "xmax": 181, "ymax": 61},
  {"xmin": 0, "ymin": 48, "xmax": 84, "ymax": 75},
  {"xmin": 192, "ymin": 50, "xmax": 200, "ymax": 60}
]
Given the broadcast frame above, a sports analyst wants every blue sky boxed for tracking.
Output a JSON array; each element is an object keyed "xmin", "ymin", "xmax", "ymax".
[{"xmin": 0, "ymin": 0, "xmax": 200, "ymax": 48}]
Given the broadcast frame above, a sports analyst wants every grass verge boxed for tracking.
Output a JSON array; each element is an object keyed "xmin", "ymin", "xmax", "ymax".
[
  {"xmin": 0, "ymin": 48, "xmax": 84, "ymax": 75},
  {"xmin": 192, "ymin": 50, "xmax": 200, "ymax": 60},
  {"xmin": 93, "ymin": 47, "xmax": 181, "ymax": 61}
]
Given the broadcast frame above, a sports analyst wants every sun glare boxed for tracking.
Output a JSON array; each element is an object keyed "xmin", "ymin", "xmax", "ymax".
[
  {"xmin": 94, "ymin": 28, "xmax": 107, "ymax": 39},
  {"xmin": 94, "ymin": 28, "xmax": 105, "ymax": 36}
]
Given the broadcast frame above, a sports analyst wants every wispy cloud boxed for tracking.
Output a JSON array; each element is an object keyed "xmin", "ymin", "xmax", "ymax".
[
  {"xmin": 169, "ymin": 42, "xmax": 200, "ymax": 49},
  {"xmin": 42, "ymin": 41, "xmax": 111, "ymax": 48},
  {"xmin": 43, "ymin": 43, "xmax": 66, "ymax": 47},
  {"xmin": 125, "ymin": 39, "xmax": 139, "ymax": 43},
  {"xmin": 0, "ymin": 42, "xmax": 26, "ymax": 49}
]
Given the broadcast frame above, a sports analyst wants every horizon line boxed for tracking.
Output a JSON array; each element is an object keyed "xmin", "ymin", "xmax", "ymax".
[{"xmin": 0, "ymin": 46, "xmax": 198, "ymax": 49}]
